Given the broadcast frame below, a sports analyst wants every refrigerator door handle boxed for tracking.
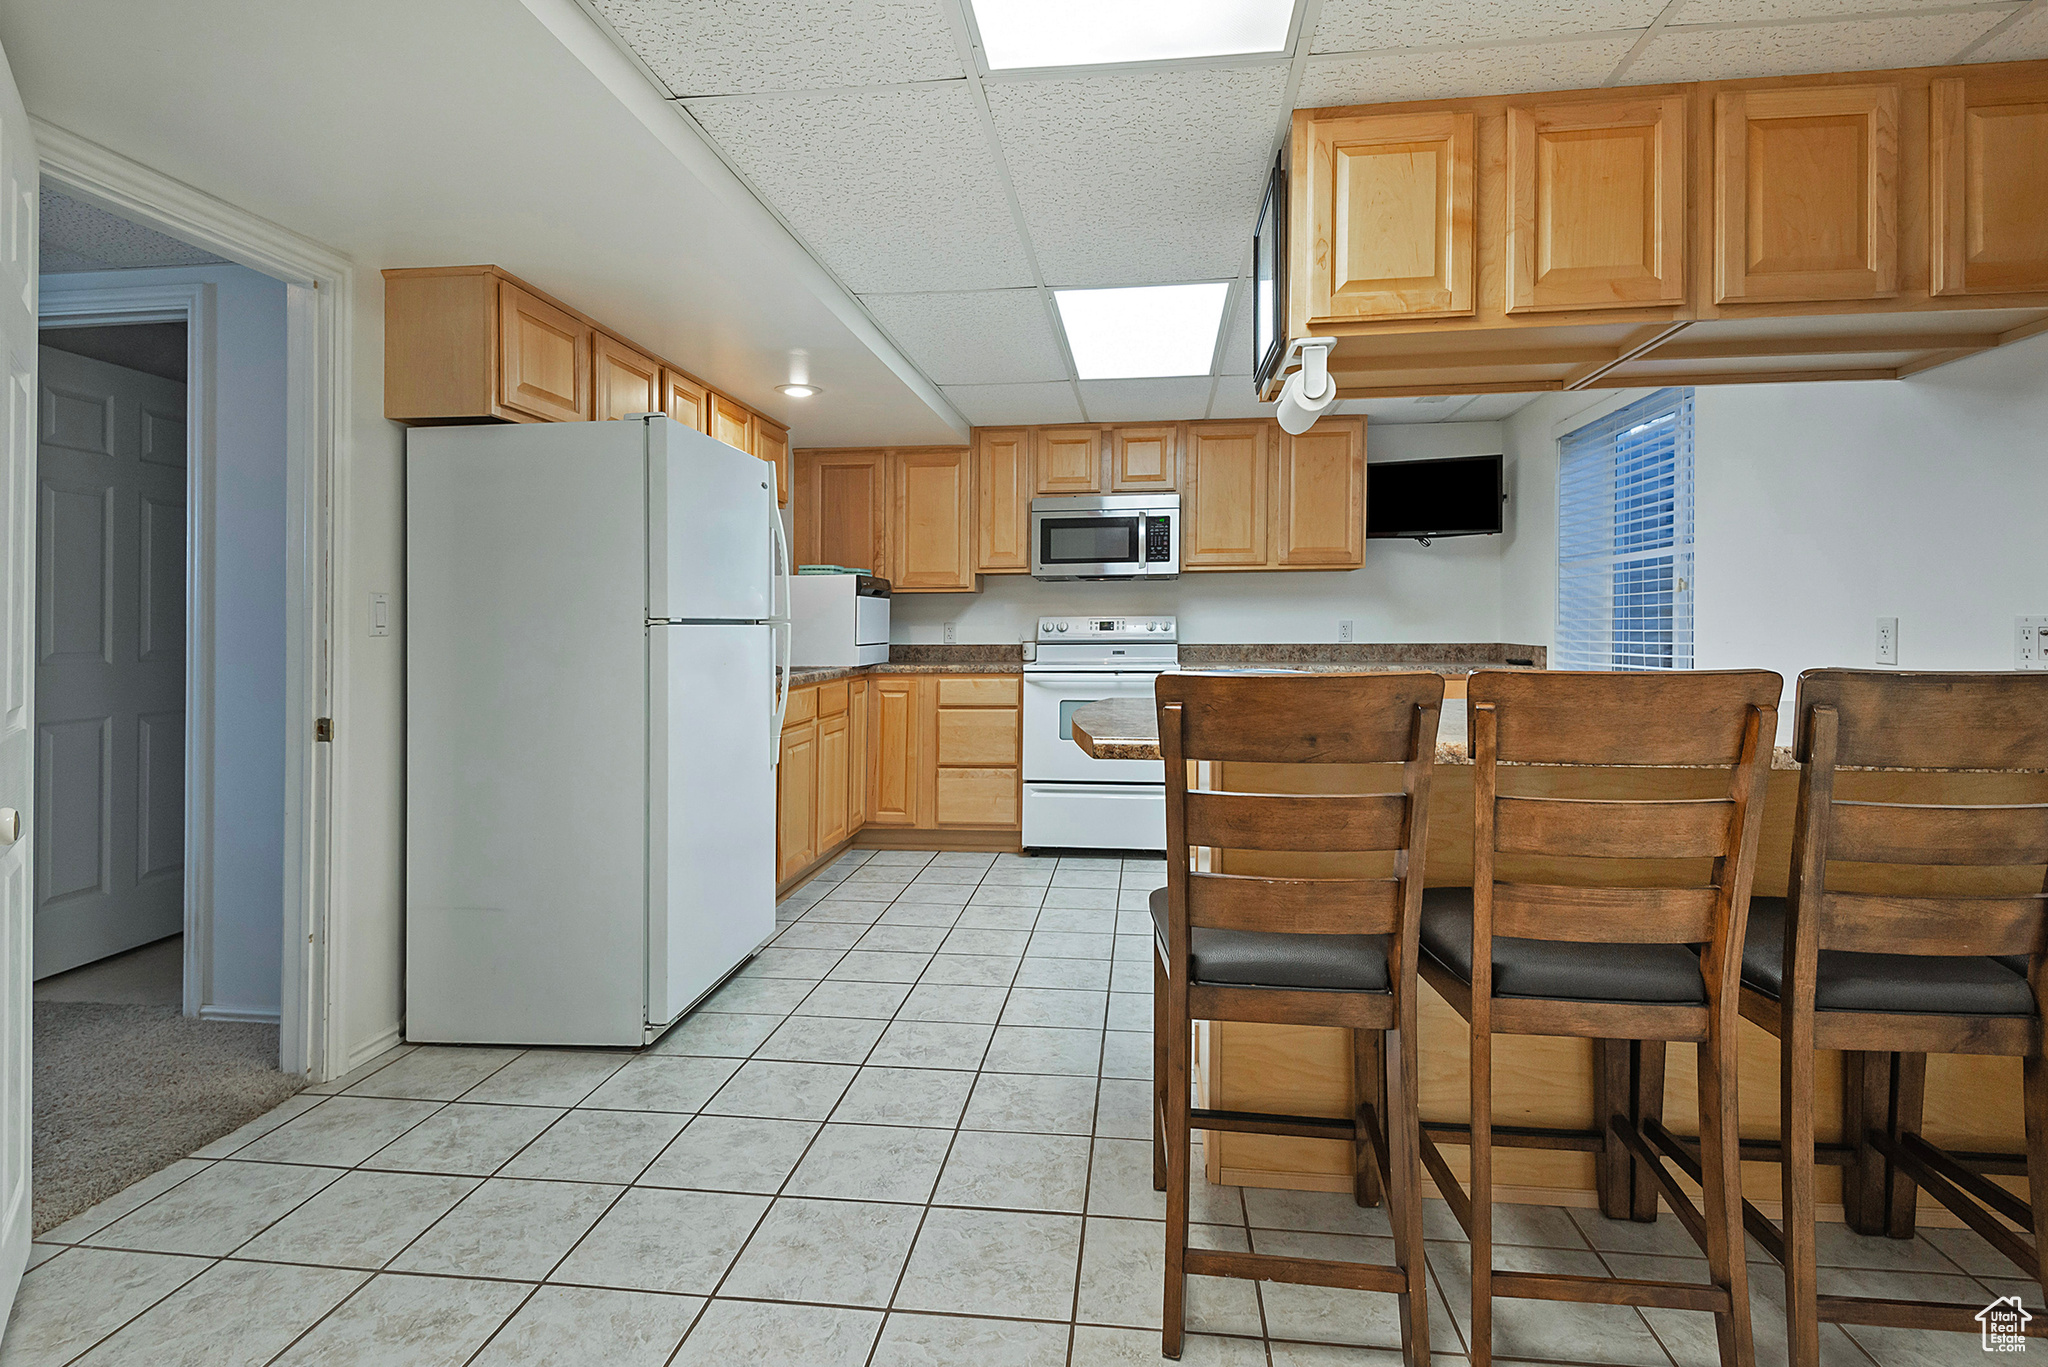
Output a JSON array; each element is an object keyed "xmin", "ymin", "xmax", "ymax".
[
  {"xmin": 767, "ymin": 503, "xmax": 793, "ymax": 767},
  {"xmin": 770, "ymin": 619, "xmax": 791, "ymax": 767}
]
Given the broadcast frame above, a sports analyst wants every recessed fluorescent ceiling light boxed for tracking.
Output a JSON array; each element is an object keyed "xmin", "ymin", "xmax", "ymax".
[
  {"xmin": 1055, "ymin": 283, "xmax": 1230, "ymax": 380},
  {"xmin": 972, "ymin": 0, "xmax": 1291, "ymax": 69}
]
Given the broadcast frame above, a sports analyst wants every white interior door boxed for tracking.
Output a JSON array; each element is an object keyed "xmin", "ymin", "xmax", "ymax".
[
  {"xmin": 33, "ymin": 346, "xmax": 184, "ymax": 977},
  {"xmin": 0, "ymin": 34, "xmax": 39, "ymax": 1322}
]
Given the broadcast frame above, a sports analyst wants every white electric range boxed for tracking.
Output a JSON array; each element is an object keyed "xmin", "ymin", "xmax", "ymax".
[{"xmin": 1022, "ymin": 615, "xmax": 1178, "ymax": 852}]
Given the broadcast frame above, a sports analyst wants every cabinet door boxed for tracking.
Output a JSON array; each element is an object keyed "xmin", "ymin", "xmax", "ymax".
[
  {"xmin": 1110, "ymin": 424, "xmax": 1179, "ymax": 491},
  {"xmin": 1714, "ymin": 85, "xmax": 1899, "ymax": 303},
  {"xmin": 710, "ymin": 392, "xmax": 754, "ymax": 455},
  {"xmin": 796, "ymin": 449, "xmax": 888, "ymax": 576},
  {"xmin": 1507, "ymin": 96, "xmax": 1686, "ymax": 313},
  {"xmin": 935, "ymin": 769, "xmax": 1019, "ymax": 828},
  {"xmin": 1276, "ymin": 418, "xmax": 1365, "ymax": 568},
  {"xmin": 891, "ymin": 448, "xmax": 975, "ymax": 592},
  {"xmin": 497, "ymin": 280, "xmax": 589, "ymax": 421},
  {"xmin": 661, "ymin": 368, "xmax": 709, "ymax": 432},
  {"xmin": 974, "ymin": 428, "xmax": 1031, "ymax": 573},
  {"xmin": 848, "ymin": 677, "xmax": 870, "ymax": 830},
  {"xmin": 1183, "ymin": 422, "xmax": 1271, "ymax": 568},
  {"xmin": 777, "ymin": 719, "xmax": 818, "ymax": 882},
  {"xmin": 756, "ymin": 417, "xmax": 790, "ymax": 508},
  {"xmin": 817, "ymin": 713, "xmax": 850, "ymax": 850},
  {"xmin": 593, "ymin": 333, "xmax": 660, "ymax": 420},
  {"xmin": 1033, "ymin": 427, "xmax": 1103, "ymax": 495},
  {"xmin": 869, "ymin": 677, "xmax": 922, "ymax": 826},
  {"xmin": 1298, "ymin": 110, "xmax": 1475, "ymax": 323},
  {"xmin": 1931, "ymin": 72, "xmax": 2048, "ymax": 297}
]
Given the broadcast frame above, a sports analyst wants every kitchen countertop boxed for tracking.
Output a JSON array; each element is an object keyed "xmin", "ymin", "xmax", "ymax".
[{"xmin": 785, "ymin": 642, "xmax": 1544, "ymax": 689}]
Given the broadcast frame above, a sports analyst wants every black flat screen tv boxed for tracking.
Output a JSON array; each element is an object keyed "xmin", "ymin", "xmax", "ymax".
[
  {"xmin": 1250, "ymin": 155, "xmax": 1286, "ymax": 395},
  {"xmin": 1367, "ymin": 454, "xmax": 1505, "ymax": 540}
]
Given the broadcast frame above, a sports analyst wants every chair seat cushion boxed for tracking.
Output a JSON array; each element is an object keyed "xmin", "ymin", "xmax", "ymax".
[
  {"xmin": 1149, "ymin": 887, "xmax": 1389, "ymax": 993},
  {"xmin": 1418, "ymin": 887, "xmax": 1707, "ymax": 1005},
  {"xmin": 1741, "ymin": 898, "xmax": 2035, "ymax": 1017}
]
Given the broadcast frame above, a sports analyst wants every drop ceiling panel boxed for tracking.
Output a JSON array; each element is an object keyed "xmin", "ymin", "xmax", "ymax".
[
  {"xmin": 1312, "ymin": 0, "xmax": 1664, "ymax": 52},
  {"xmin": 688, "ymin": 87, "xmax": 1034, "ymax": 293},
  {"xmin": 941, "ymin": 381, "xmax": 1082, "ymax": 425},
  {"xmin": 1624, "ymin": 10, "xmax": 2012, "ymax": 83},
  {"xmin": 591, "ymin": 0, "xmax": 964, "ymax": 97},
  {"xmin": 1978, "ymin": 4, "xmax": 2048, "ymax": 59},
  {"xmin": 1078, "ymin": 377, "xmax": 1217, "ymax": 422},
  {"xmin": 1336, "ymin": 395, "xmax": 1477, "ymax": 421},
  {"xmin": 1298, "ymin": 36, "xmax": 1639, "ymax": 108},
  {"xmin": 862, "ymin": 289, "xmax": 1069, "ymax": 384},
  {"xmin": 1674, "ymin": 0, "xmax": 1991, "ymax": 23},
  {"xmin": 1206, "ymin": 379, "xmax": 1273, "ymax": 419},
  {"xmin": 1217, "ymin": 290, "xmax": 1256, "ymax": 377},
  {"xmin": 1447, "ymin": 393, "xmax": 1542, "ymax": 421},
  {"xmin": 986, "ymin": 65, "xmax": 1290, "ymax": 287}
]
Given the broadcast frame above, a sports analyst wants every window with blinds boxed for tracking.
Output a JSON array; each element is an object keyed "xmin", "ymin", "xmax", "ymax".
[{"xmin": 1556, "ymin": 389, "xmax": 1695, "ymax": 671}]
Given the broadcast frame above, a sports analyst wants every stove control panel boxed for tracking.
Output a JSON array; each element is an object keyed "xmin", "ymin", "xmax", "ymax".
[{"xmin": 1036, "ymin": 616, "xmax": 1177, "ymax": 643}]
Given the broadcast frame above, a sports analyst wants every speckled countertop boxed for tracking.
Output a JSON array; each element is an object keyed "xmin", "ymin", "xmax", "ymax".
[
  {"xmin": 786, "ymin": 642, "xmax": 1544, "ymax": 688},
  {"xmin": 785, "ymin": 645, "xmax": 1024, "ymax": 687}
]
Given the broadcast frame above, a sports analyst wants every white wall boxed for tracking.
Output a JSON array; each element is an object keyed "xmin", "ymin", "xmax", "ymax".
[
  {"xmin": 1499, "ymin": 332, "xmax": 2048, "ymax": 735},
  {"xmin": 45, "ymin": 264, "xmax": 289, "ymax": 1017},
  {"xmin": 889, "ymin": 422, "xmax": 1520, "ymax": 646}
]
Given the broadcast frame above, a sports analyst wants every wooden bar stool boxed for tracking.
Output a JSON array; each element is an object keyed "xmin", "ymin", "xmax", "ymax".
[
  {"xmin": 1736, "ymin": 669, "xmax": 2048, "ymax": 1364},
  {"xmin": 1152, "ymin": 670, "xmax": 1445, "ymax": 1363},
  {"xmin": 1416, "ymin": 668, "xmax": 1780, "ymax": 1367}
]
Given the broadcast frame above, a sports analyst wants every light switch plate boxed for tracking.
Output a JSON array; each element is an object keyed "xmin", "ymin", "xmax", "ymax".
[
  {"xmin": 369, "ymin": 592, "xmax": 391, "ymax": 638},
  {"xmin": 1875, "ymin": 616, "xmax": 1897, "ymax": 666},
  {"xmin": 2018, "ymin": 617, "xmax": 2048, "ymax": 670}
]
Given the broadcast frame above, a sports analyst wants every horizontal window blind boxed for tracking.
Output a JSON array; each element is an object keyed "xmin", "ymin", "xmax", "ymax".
[{"xmin": 1556, "ymin": 389, "xmax": 1694, "ymax": 671}]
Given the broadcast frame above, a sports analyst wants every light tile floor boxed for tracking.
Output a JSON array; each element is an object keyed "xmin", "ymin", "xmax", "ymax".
[{"xmin": 5, "ymin": 848, "xmax": 2035, "ymax": 1366}]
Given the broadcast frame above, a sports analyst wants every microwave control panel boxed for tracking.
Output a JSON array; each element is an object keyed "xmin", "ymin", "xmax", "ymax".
[{"xmin": 1143, "ymin": 516, "xmax": 1173, "ymax": 563}]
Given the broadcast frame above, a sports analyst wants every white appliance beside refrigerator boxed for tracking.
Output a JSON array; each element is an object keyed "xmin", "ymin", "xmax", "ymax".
[{"xmin": 406, "ymin": 416, "xmax": 791, "ymax": 1046}]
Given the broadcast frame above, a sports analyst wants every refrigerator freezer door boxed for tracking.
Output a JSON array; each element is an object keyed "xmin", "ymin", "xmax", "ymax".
[
  {"xmin": 647, "ymin": 418, "xmax": 776, "ymax": 622},
  {"xmin": 647, "ymin": 622, "xmax": 777, "ymax": 1028}
]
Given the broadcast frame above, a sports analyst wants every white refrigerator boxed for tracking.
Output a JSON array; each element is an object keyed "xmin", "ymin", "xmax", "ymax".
[{"xmin": 406, "ymin": 416, "xmax": 790, "ymax": 1046}]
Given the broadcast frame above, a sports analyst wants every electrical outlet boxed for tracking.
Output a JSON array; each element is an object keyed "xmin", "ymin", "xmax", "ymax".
[
  {"xmin": 369, "ymin": 592, "xmax": 391, "ymax": 638},
  {"xmin": 1876, "ymin": 616, "xmax": 1898, "ymax": 666},
  {"xmin": 1338, "ymin": 619, "xmax": 1355, "ymax": 643},
  {"xmin": 2018, "ymin": 617, "xmax": 2048, "ymax": 670},
  {"xmin": 943, "ymin": 621, "xmax": 957, "ymax": 645}
]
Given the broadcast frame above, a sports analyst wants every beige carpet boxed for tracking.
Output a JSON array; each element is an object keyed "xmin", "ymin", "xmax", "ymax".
[{"xmin": 32, "ymin": 1002, "xmax": 305, "ymax": 1235}]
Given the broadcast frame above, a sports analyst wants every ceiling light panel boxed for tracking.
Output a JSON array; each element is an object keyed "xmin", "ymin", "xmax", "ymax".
[
  {"xmin": 861, "ymin": 289, "xmax": 1071, "ymax": 385},
  {"xmin": 687, "ymin": 87, "xmax": 1034, "ymax": 293},
  {"xmin": 940, "ymin": 381, "xmax": 1085, "ymax": 425},
  {"xmin": 1623, "ymin": 9, "xmax": 2005, "ymax": 83},
  {"xmin": 971, "ymin": 0, "xmax": 1293, "ymax": 69},
  {"xmin": 1310, "ymin": 0, "xmax": 1664, "ymax": 52},
  {"xmin": 1296, "ymin": 36, "xmax": 1637, "ymax": 108},
  {"xmin": 1055, "ymin": 283, "xmax": 1230, "ymax": 380},
  {"xmin": 592, "ymin": 0, "xmax": 964, "ymax": 97},
  {"xmin": 987, "ymin": 66, "xmax": 1289, "ymax": 286}
]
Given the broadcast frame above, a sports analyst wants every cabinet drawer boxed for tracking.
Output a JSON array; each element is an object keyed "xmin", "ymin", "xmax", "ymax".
[
  {"xmin": 783, "ymin": 684, "xmax": 817, "ymax": 727},
  {"xmin": 936, "ymin": 767, "xmax": 1020, "ymax": 828},
  {"xmin": 937, "ymin": 676, "xmax": 1020, "ymax": 707},
  {"xmin": 817, "ymin": 679, "xmax": 850, "ymax": 717},
  {"xmin": 937, "ymin": 708, "xmax": 1019, "ymax": 767}
]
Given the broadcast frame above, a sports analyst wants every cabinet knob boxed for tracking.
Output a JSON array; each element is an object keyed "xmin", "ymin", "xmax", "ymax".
[{"xmin": 0, "ymin": 809, "xmax": 18, "ymax": 845}]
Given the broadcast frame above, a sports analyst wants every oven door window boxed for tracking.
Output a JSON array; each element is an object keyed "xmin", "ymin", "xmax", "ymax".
[
  {"xmin": 1058, "ymin": 698, "xmax": 1108, "ymax": 743},
  {"xmin": 1039, "ymin": 517, "xmax": 1139, "ymax": 566}
]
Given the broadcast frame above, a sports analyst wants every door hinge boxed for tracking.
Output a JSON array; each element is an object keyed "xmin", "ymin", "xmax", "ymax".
[{"xmin": 314, "ymin": 717, "xmax": 334, "ymax": 742}]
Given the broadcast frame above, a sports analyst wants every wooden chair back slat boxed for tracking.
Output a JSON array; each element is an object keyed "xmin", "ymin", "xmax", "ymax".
[
  {"xmin": 1815, "ymin": 892, "xmax": 2048, "ymax": 958},
  {"xmin": 1159, "ymin": 670, "xmax": 1449, "ymax": 763},
  {"xmin": 1490, "ymin": 883, "xmax": 1719, "ymax": 943},
  {"xmin": 1186, "ymin": 871, "xmax": 1401, "ymax": 936},
  {"xmin": 1184, "ymin": 791, "xmax": 1407, "ymax": 853},
  {"xmin": 1494, "ymin": 795, "xmax": 1734, "ymax": 860},
  {"xmin": 1794, "ymin": 670, "xmax": 2048, "ymax": 771},
  {"xmin": 1469, "ymin": 669, "xmax": 1784, "ymax": 767},
  {"xmin": 1826, "ymin": 800, "xmax": 2048, "ymax": 867}
]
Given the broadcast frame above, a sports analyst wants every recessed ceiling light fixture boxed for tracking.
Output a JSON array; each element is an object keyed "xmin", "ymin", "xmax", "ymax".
[
  {"xmin": 970, "ymin": 0, "xmax": 1291, "ymax": 70},
  {"xmin": 1054, "ymin": 283, "xmax": 1230, "ymax": 381},
  {"xmin": 776, "ymin": 383, "xmax": 820, "ymax": 398}
]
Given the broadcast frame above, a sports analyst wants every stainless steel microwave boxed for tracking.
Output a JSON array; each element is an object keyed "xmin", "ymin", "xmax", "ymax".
[{"xmin": 1030, "ymin": 494, "xmax": 1180, "ymax": 580}]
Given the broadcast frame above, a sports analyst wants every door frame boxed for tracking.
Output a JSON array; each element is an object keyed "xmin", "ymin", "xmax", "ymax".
[{"xmin": 33, "ymin": 121, "xmax": 351, "ymax": 1081}]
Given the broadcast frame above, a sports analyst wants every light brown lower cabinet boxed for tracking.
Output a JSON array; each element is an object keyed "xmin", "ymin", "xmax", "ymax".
[
  {"xmin": 868, "ymin": 677, "xmax": 922, "ymax": 827},
  {"xmin": 775, "ymin": 686, "xmax": 819, "ymax": 885},
  {"xmin": 933, "ymin": 676, "xmax": 1020, "ymax": 828},
  {"xmin": 848, "ymin": 676, "xmax": 871, "ymax": 830}
]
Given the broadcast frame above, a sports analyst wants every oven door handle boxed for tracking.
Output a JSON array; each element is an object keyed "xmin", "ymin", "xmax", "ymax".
[{"xmin": 1025, "ymin": 672, "xmax": 1165, "ymax": 685}]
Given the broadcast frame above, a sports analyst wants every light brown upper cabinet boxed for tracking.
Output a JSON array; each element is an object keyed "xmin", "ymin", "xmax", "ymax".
[
  {"xmin": 593, "ymin": 334, "xmax": 660, "ymax": 421},
  {"xmin": 1110, "ymin": 424, "xmax": 1179, "ymax": 491},
  {"xmin": 661, "ymin": 368, "xmax": 709, "ymax": 432},
  {"xmin": 498, "ymin": 280, "xmax": 590, "ymax": 422},
  {"xmin": 1296, "ymin": 109, "xmax": 1476, "ymax": 324},
  {"xmin": 710, "ymin": 393, "xmax": 754, "ymax": 455},
  {"xmin": 974, "ymin": 428, "xmax": 1032, "ymax": 573},
  {"xmin": 794, "ymin": 448, "xmax": 888, "ymax": 576},
  {"xmin": 1182, "ymin": 422, "xmax": 1271, "ymax": 568},
  {"xmin": 1507, "ymin": 95, "xmax": 1686, "ymax": 313},
  {"xmin": 1931, "ymin": 69, "xmax": 2048, "ymax": 297},
  {"xmin": 892, "ymin": 448, "xmax": 976, "ymax": 592},
  {"xmin": 755, "ymin": 417, "xmax": 790, "ymax": 507},
  {"xmin": 1033, "ymin": 426, "xmax": 1104, "ymax": 495},
  {"xmin": 1276, "ymin": 419, "xmax": 1366, "ymax": 567},
  {"xmin": 1715, "ymin": 84, "xmax": 1900, "ymax": 303}
]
